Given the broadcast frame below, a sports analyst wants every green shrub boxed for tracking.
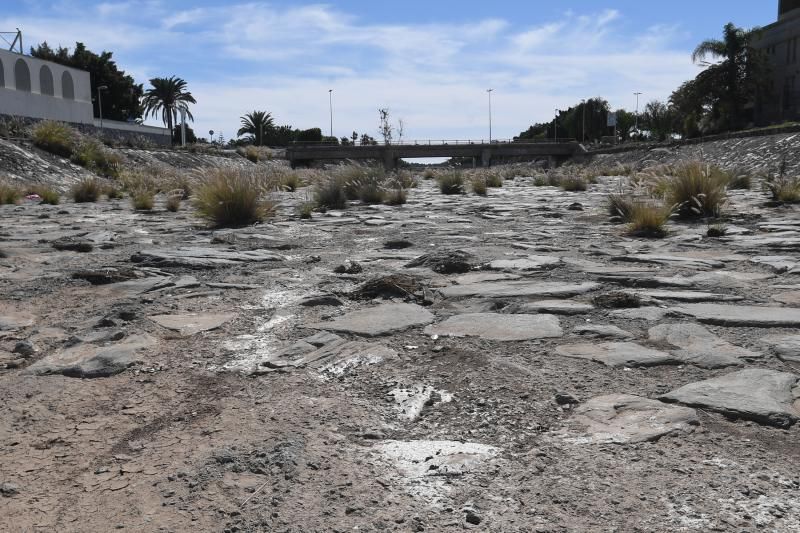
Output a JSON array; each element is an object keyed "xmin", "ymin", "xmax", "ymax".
[
  {"xmin": 71, "ymin": 177, "xmax": 102, "ymax": 203},
  {"xmin": 437, "ymin": 171, "xmax": 464, "ymax": 194},
  {"xmin": 314, "ymin": 177, "xmax": 348, "ymax": 210},
  {"xmin": 0, "ymin": 183, "xmax": 21, "ymax": 205},
  {"xmin": 471, "ymin": 176, "xmax": 487, "ymax": 196},
  {"xmin": 664, "ymin": 161, "xmax": 728, "ymax": 218},
  {"xmin": 357, "ymin": 181, "xmax": 385, "ymax": 204},
  {"xmin": 384, "ymin": 188, "xmax": 407, "ymax": 205},
  {"xmin": 132, "ymin": 189, "xmax": 155, "ymax": 211},
  {"xmin": 105, "ymin": 185, "xmax": 124, "ymax": 199},
  {"xmin": 71, "ymin": 140, "xmax": 122, "ymax": 178},
  {"xmin": 31, "ymin": 121, "xmax": 75, "ymax": 157},
  {"xmin": 627, "ymin": 203, "xmax": 672, "ymax": 238},
  {"xmin": 561, "ymin": 176, "xmax": 588, "ymax": 192},
  {"xmin": 298, "ymin": 201, "xmax": 315, "ymax": 219},
  {"xmin": 194, "ymin": 168, "xmax": 274, "ymax": 227},
  {"xmin": 33, "ymin": 186, "xmax": 60, "ymax": 205},
  {"xmin": 533, "ymin": 175, "xmax": 548, "ymax": 187}
]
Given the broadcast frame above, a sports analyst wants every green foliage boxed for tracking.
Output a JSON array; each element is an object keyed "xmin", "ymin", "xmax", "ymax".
[
  {"xmin": 172, "ymin": 123, "xmax": 197, "ymax": 145},
  {"xmin": 280, "ymin": 173, "xmax": 302, "ymax": 192},
  {"xmin": 298, "ymin": 201, "xmax": 315, "ymax": 219},
  {"xmin": 707, "ymin": 223, "xmax": 728, "ymax": 237},
  {"xmin": 142, "ymin": 76, "xmax": 196, "ymax": 141},
  {"xmin": 31, "ymin": 121, "xmax": 76, "ymax": 157},
  {"xmin": 516, "ymin": 97, "xmax": 611, "ymax": 142},
  {"xmin": 70, "ymin": 140, "xmax": 122, "ymax": 177},
  {"xmin": 238, "ymin": 111, "xmax": 275, "ymax": 146},
  {"xmin": 33, "ymin": 186, "xmax": 60, "ymax": 205},
  {"xmin": 31, "ymin": 41, "xmax": 143, "ymax": 121},
  {"xmin": 533, "ymin": 175, "xmax": 548, "ymax": 187},
  {"xmin": 485, "ymin": 173, "xmax": 503, "ymax": 188},
  {"xmin": 0, "ymin": 183, "xmax": 21, "ymax": 205},
  {"xmin": 104, "ymin": 185, "xmax": 124, "ymax": 199},
  {"xmin": 437, "ymin": 171, "xmax": 465, "ymax": 194},
  {"xmin": 71, "ymin": 177, "xmax": 102, "ymax": 203},
  {"xmin": 663, "ymin": 161, "xmax": 729, "ymax": 218},
  {"xmin": 194, "ymin": 168, "xmax": 274, "ymax": 227}
]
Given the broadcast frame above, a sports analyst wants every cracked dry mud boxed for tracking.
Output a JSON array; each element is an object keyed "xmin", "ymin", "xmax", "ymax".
[{"xmin": 1, "ymin": 171, "xmax": 800, "ymax": 532}]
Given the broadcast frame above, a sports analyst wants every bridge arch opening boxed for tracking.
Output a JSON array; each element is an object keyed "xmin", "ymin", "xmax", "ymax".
[{"xmin": 14, "ymin": 59, "xmax": 31, "ymax": 92}]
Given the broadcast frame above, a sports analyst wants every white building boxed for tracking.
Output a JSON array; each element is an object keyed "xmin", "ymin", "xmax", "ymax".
[{"xmin": 0, "ymin": 47, "xmax": 168, "ymax": 142}]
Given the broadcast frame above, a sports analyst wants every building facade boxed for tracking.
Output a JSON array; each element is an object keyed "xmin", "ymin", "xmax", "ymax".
[{"xmin": 755, "ymin": 1, "xmax": 800, "ymax": 123}]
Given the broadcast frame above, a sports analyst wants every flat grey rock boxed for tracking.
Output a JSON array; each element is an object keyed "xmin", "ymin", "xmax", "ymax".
[
  {"xmin": 376, "ymin": 440, "xmax": 499, "ymax": 479},
  {"xmin": 132, "ymin": 247, "xmax": 284, "ymax": 268},
  {"xmin": 674, "ymin": 304, "xmax": 800, "ymax": 327},
  {"xmin": 0, "ymin": 312, "xmax": 35, "ymax": 331},
  {"xmin": 750, "ymin": 255, "xmax": 798, "ymax": 273},
  {"xmin": 648, "ymin": 323, "xmax": 760, "ymax": 368},
  {"xmin": 628, "ymin": 290, "xmax": 743, "ymax": 303},
  {"xmin": 486, "ymin": 255, "xmax": 561, "ymax": 271},
  {"xmin": 307, "ymin": 303, "xmax": 434, "ymax": 337},
  {"xmin": 572, "ymin": 324, "xmax": 635, "ymax": 340},
  {"xmin": 453, "ymin": 272, "xmax": 521, "ymax": 285},
  {"xmin": 555, "ymin": 342, "xmax": 679, "ymax": 368},
  {"xmin": 25, "ymin": 334, "xmax": 156, "ymax": 378},
  {"xmin": 561, "ymin": 394, "xmax": 698, "ymax": 444},
  {"xmin": 424, "ymin": 313, "xmax": 562, "ymax": 341},
  {"xmin": 614, "ymin": 254, "xmax": 725, "ymax": 270},
  {"xmin": 150, "ymin": 313, "xmax": 236, "ymax": 336},
  {"xmin": 660, "ymin": 369, "xmax": 800, "ymax": 428},
  {"xmin": 507, "ymin": 300, "xmax": 594, "ymax": 315},
  {"xmin": 610, "ymin": 307, "xmax": 674, "ymax": 321},
  {"xmin": 297, "ymin": 339, "xmax": 398, "ymax": 376},
  {"xmin": 772, "ymin": 291, "xmax": 800, "ymax": 306},
  {"xmin": 760, "ymin": 334, "xmax": 800, "ymax": 363},
  {"xmin": 439, "ymin": 281, "xmax": 600, "ymax": 299}
]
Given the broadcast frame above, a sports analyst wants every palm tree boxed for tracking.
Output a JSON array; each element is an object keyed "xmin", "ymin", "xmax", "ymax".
[
  {"xmin": 237, "ymin": 111, "xmax": 275, "ymax": 146},
  {"xmin": 142, "ymin": 76, "xmax": 196, "ymax": 143},
  {"xmin": 691, "ymin": 23, "xmax": 764, "ymax": 130}
]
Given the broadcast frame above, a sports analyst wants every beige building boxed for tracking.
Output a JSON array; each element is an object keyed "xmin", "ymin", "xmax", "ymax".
[{"xmin": 755, "ymin": 0, "xmax": 800, "ymax": 123}]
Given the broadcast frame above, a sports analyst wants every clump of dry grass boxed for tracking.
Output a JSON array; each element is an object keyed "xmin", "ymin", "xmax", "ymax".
[
  {"xmin": 194, "ymin": 168, "xmax": 275, "ymax": 227},
  {"xmin": 726, "ymin": 167, "xmax": 752, "ymax": 190},
  {"xmin": 422, "ymin": 168, "xmax": 437, "ymax": 180},
  {"xmin": 244, "ymin": 145, "xmax": 260, "ymax": 163},
  {"xmin": 644, "ymin": 161, "xmax": 728, "ymax": 218},
  {"xmin": 31, "ymin": 121, "xmax": 76, "ymax": 157},
  {"xmin": 533, "ymin": 175, "xmax": 548, "ymax": 187},
  {"xmin": 71, "ymin": 177, "xmax": 102, "ymax": 203},
  {"xmin": 131, "ymin": 189, "xmax": 155, "ymax": 211},
  {"xmin": 0, "ymin": 182, "xmax": 21, "ymax": 205},
  {"xmin": 627, "ymin": 202, "xmax": 673, "ymax": 238},
  {"xmin": 485, "ymin": 172, "xmax": 503, "ymax": 188},
  {"xmin": 607, "ymin": 193, "xmax": 635, "ymax": 220},
  {"xmin": 561, "ymin": 175, "xmax": 588, "ymax": 192},
  {"xmin": 31, "ymin": 186, "xmax": 60, "ymax": 205},
  {"xmin": 297, "ymin": 201, "xmax": 315, "ymax": 219},
  {"xmin": 314, "ymin": 176, "xmax": 348, "ymax": 210},
  {"xmin": 70, "ymin": 139, "xmax": 123, "ymax": 178},
  {"xmin": 471, "ymin": 176, "xmax": 487, "ymax": 196},
  {"xmin": 165, "ymin": 192, "xmax": 182, "ymax": 212},
  {"xmin": 384, "ymin": 188, "xmax": 408, "ymax": 205},
  {"xmin": 279, "ymin": 172, "xmax": 302, "ymax": 192},
  {"xmin": 437, "ymin": 171, "xmax": 465, "ymax": 194},
  {"xmin": 763, "ymin": 159, "xmax": 800, "ymax": 203}
]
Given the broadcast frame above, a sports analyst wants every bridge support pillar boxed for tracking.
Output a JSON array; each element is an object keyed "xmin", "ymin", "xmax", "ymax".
[
  {"xmin": 481, "ymin": 149, "xmax": 492, "ymax": 168},
  {"xmin": 382, "ymin": 150, "xmax": 397, "ymax": 171}
]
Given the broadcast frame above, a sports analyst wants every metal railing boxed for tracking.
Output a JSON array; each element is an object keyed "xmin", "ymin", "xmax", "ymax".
[{"xmin": 289, "ymin": 138, "xmax": 577, "ymax": 147}]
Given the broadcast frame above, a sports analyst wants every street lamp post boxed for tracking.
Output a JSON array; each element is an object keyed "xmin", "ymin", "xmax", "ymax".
[
  {"xmin": 581, "ymin": 99, "xmax": 586, "ymax": 143},
  {"xmin": 487, "ymin": 89, "xmax": 493, "ymax": 143},
  {"xmin": 634, "ymin": 92, "xmax": 642, "ymax": 138},
  {"xmin": 328, "ymin": 89, "xmax": 333, "ymax": 140},
  {"xmin": 97, "ymin": 85, "xmax": 108, "ymax": 130}
]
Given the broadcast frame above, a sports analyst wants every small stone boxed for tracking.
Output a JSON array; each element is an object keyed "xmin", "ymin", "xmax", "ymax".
[
  {"xmin": 0, "ymin": 482, "xmax": 19, "ymax": 497},
  {"xmin": 554, "ymin": 392, "xmax": 578, "ymax": 405},
  {"xmin": 12, "ymin": 341, "xmax": 35, "ymax": 358},
  {"xmin": 333, "ymin": 262, "xmax": 363, "ymax": 275},
  {"xmin": 592, "ymin": 292, "xmax": 642, "ymax": 309}
]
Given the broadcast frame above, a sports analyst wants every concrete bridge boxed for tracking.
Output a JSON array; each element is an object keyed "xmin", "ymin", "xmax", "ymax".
[{"xmin": 286, "ymin": 140, "xmax": 586, "ymax": 169}]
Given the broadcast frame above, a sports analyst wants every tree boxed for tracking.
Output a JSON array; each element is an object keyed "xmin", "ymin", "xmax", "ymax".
[
  {"xmin": 172, "ymin": 123, "xmax": 197, "ymax": 144},
  {"xmin": 237, "ymin": 111, "xmax": 275, "ymax": 146},
  {"xmin": 142, "ymin": 77, "xmax": 196, "ymax": 142},
  {"xmin": 642, "ymin": 101, "xmax": 675, "ymax": 141},
  {"xmin": 378, "ymin": 108, "xmax": 393, "ymax": 145},
  {"xmin": 360, "ymin": 133, "xmax": 377, "ymax": 146},
  {"xmin": 691, "ymin": 22, "xmax": 767, "ymax": 131},
  {"xmin": 31, "ymin": 41, "xmax": 143, "ymax": 121}
]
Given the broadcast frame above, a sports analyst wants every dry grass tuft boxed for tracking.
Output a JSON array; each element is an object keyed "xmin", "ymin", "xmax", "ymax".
[
  {"xmin": 471, "ymin": 176, "xmax": 487, "ymax": 196},
  {"xmin": 131, "ymin": 189, "xmax": 155, "ymax": 211},
  {"xmin": 71, "ymin": 177, "xmax": 102, "ymax": 203},
  {"xmin": 437, "ymin": 171, "xmax": 465, "ymax": 194},
  {"xmin": 194, "ymin": 168, "xmax": 276, "ymax": 227},
  {"xmin": 763, "ymin": 160, "xmax": 800, "ymax": 203},
  {"xmin": 31, "ymin": 121, "xmax": 76, "ymax": 157},
  {"xmin": 384, "ymin": 188, "xmax": 408, "ymax": 205},
  {"xmin": 31, "ymin": 186, "xmax": 60, "ymax": 205},
  {"xmin": 165, "ymin": 193, "xmax": 182, "ymax": 212},
  {"xmin": 627, "ymin": 202, "xmax": 673, "ymax": 238},
  {"xmin": 0, "ymin": 182, "xmax": 21, "ymax": 205},
  {"xmin": 561, "ymin": 175, "xmax": 588, "ymax": 192}
]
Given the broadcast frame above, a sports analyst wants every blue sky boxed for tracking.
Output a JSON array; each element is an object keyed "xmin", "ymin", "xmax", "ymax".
[{"xmin": 1, "ymin": 1, "xmax": 779, "ymax": 141}]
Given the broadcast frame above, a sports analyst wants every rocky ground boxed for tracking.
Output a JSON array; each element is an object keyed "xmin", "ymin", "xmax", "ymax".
[{"xmin": 1, "ymin": 154, "xmax": 800, "ymax": 532}]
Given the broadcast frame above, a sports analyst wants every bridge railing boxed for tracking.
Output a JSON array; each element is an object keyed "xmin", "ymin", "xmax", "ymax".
[{"xmin": 289, "ymin": 138, "xmax": 577, "ymax": 147}]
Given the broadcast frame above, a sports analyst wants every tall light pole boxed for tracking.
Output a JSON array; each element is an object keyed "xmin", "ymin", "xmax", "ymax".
[
  {"xmin": 581, "ymin": 99, "xmax": 586, "ymax": 143},
  {"xmin": 328, "ymin": 89, "xmax": 333, "ymax": 140},
  {"xmin": 634, "ymin": 92, "xmax": 642, "ymax": 137},
  {"xmin": 554, "ymin": 109, "xmax": 559, "ymax": 142},
  {"xmin": 487, "ymin": 89, "xmax": 493, "ymax": 143},
  {"xmin": 97, "ymin": 85, "xmax": 108, "ymax": 131}
]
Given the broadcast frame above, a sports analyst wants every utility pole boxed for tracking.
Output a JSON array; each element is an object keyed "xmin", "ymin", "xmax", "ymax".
[
  {"xmin": 487, "ymin": 89, "xmax": 493, "ymax": 143},
  {"xmin": 328, "ymin": 89, "xmax": 333, "ymax": 140},
  {"xmin": 634, "ymin": 92, "xmax": 642, "ymax": 137},
  {"xmin": 554, "ymin": 109, "xmax": 559, "ymax": 142}
]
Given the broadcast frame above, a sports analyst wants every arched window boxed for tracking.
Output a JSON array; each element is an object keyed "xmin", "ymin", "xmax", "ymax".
[
  {"xmin": 0, "ymin": 57, "xmax": 4, "ymax": 87},
  {"xmin": 40, "ymin": 65, "xmax": 54, "ymax": 96},
  {"xmin": 61, "ymin": 71, "xmax": 75, "ymax": 100},
  {"xmin": 14, "ymin": 59, "xmax": 31, "ymax": 92}
]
